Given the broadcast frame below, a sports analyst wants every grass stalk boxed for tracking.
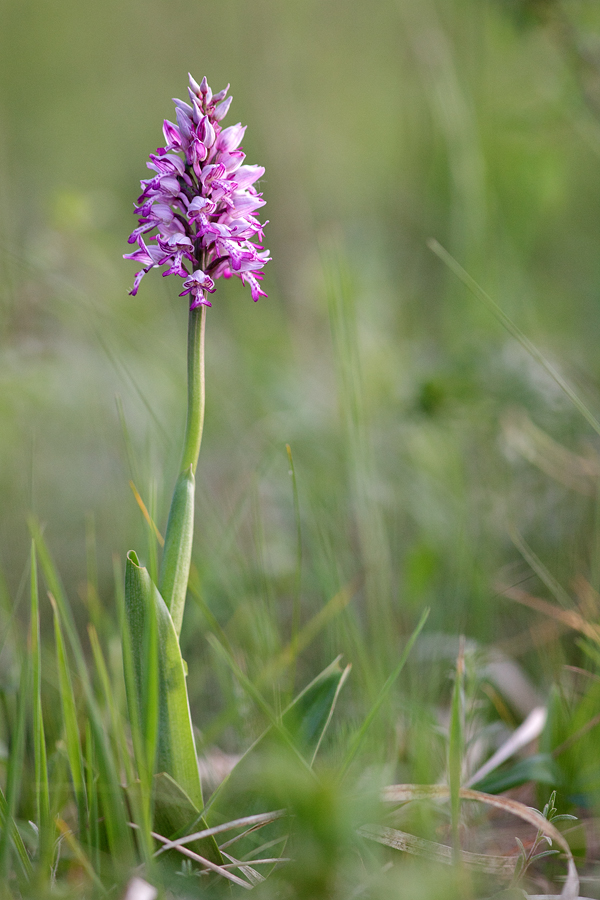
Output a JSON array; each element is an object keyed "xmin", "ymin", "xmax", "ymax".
[
  {"xmin": 338, "ymin": 607, "xmax": 430, "ymax": 781},
  {"xmin": 30, "ymin": 543, "xmax": 52, "ymax": 880}
]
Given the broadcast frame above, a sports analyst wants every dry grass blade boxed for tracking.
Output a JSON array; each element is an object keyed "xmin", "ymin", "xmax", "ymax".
[
  {"xmin": 128, "ymin": 481, "xmax": 165, "ymax": 547},
  {"xmin": 220, "ymin": 827, "xmax": 287, "ymax": 852},
  {"xmin": 150, "ymin": 830, "xmax": 253, "ymax": 889},
  {"xmin": 465, "ymin": 706, "xmax": 547, "ymax": 787},
  {"xmin": 221, "ymin": 851, "xmax": 265, "ymax": 886},
  {"xmin": 358, "ymin": 824, "xmax": 514, "ymax": 876},
  {"xmin": 55, "ymin": 818, "xmax": 106, "ymax": 894},
  {"xmin": 379, "ymin": 785, "xmax": 579, "ymax": 900},
  {"xmin": 206, "ymin": 856, "xmax": 290, "ymax": 869},
  {"xmin": 501, "ymin": 408, "xmax": 600, "ymax": 496},
  {"xmin": 500, "ymin": 584, "xmax": 600, "ymax": 643},
  {"xmin": 152, "ymin": 809, "xmax": 287, "ymax": 856}
]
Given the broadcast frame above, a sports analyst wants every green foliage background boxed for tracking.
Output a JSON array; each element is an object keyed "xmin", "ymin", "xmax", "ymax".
[
  {"xmin": 3, "ymin": 0, "xmax": 600, "ymax": 869},
  {"xmin": 3, "ymin": 0, "xmax": 600, "ymax": 688}
]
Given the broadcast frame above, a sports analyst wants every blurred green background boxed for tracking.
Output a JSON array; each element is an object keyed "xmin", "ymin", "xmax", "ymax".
[{"xmin": 2, "ymin": 0, "xmax": 600, "ymax": 702}]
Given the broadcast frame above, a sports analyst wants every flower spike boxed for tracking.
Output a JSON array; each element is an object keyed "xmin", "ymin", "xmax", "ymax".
[{"xmin": 125, "ymin": 73, "xmax": 270, "ymax": 308}]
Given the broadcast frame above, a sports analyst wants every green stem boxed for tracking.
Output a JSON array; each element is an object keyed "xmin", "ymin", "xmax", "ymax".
[
  {"xmin": 159, "ymin": 304, "xmax": 206, "ymax": 637},
  {"xmin": 181, "ymin": 304, "xmax": 206, "ymax": 475}
]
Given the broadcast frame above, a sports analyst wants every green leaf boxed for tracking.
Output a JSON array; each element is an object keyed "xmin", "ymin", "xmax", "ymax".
[
  {"xmin": 208, "ymin": 657, "xmax": 351, "ymax": 823},
  {"xmin": 124, "ymin": 552, "xmax": 221, "ymax": 864},
  {"xmin": 206, "ymin": 634, "xmax": 314, "ymax": 775},
  {"xmin": 281, "ymin": 657, "xmax": 350, "ymax": 765},
  {"xmin": 159, "ymin": 467, "xmax": 195, "ymax": 639},
  {"xmin": 152, "ymin": 772, "xmax": 199, "ymax": 838},
  {"xmin": 152, "ymin": 772, "xmax": 223, "ymax": 862},
  {"xmin": 125, "ymin": 551, "xmax": 200, "ymax": 804},
  {"xmin": 473, "ymin": 754, "xmax": 562, "ymax": 795}
]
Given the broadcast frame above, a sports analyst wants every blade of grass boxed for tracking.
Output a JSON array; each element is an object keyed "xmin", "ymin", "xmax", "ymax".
[
  {"xmin": 30, "ymin": 543, "xmax": 49, "ymax": 830},
  {"xmin": 194, "ymin": 574, "xmax": 359, "ymax": 748},
  {"xmin": 285, "ymin": 443, "xmax": 302, "ymax": 689},
  {"xmin": 280, "ymin": 656, "xmax": 351, "ymax": 765},
  {"xmin": 98, "ymin": 334, "xmax": 171, "ymax": 446},
  {"xmin": 309, "ymin": 662, "xmax": 351, "ymax": 765},
  {"xmin": 204, "ymin": 659, "xmax": 349, "ymax": 823},
  {"xmin": 87, "ymin": 625, "xmax": 133, "ymax": 788},
  {"xmin": 206, "ymin": 633, "xmax": 316, "ymax": 777},
  {"xmin": 30, "ymin": 543, "xmax": 52, "ymax": 881},
  {"xmin": 509, "ymin": 526, "xmax": 573, "ymax": 609},
  {"xmin": 116, "ymin": 393, "xmax": 141, "ymax": 487},
  {"xmin": 85, "ymin": 721, "xmax": 100, "ymax": 875},
  {"xmin": 428, "ymin": 238, "xmax": 600, "ymax": 438},
  {"xmin": 129, "ymin": 481, "xmax": 165, "ymax": 547},
  {"xmin": 338, "ymin": 608, "xmax": 429, "ymax": 781},
  {"xmin": 146, "ymin": 479, "xmax": 159, "ymax": 587},
  {"xmin": 0, "ymin": 657, "xmax": 31, "ymax": 881},
  {"xmin": 261, "ymin": 576, "xmax": 361, "ymax": 683},
  {"xmin": 29, "ymin": 519, "xmax": 79, "ymax": 655},
  {"xmin": 83, "ymin": 513, "xmax": 103, "ymax": 635},
  {"xmin": 32, "ymin": 523, "xmax": 134, "ymax": 863},
  {"xmin": 448, "ymin": 636, "xmax": 465, "ymax": 861},
  {"xmin": 0, "ymin": 782, "xmax": 32, "ymax": 881},
  {"xmin": 50, "ymin": 593, "xmax": 89, "ymax": 843},
  {"xmin": 55, "ymin": 818, "xmax": 107, "ymax": 895}
]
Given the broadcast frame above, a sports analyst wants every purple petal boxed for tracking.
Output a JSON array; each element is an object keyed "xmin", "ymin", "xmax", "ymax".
[
  {"xmin": 218, "ymin": 150, "xmax": 245, "ymax": 173},
  {"xmin": 217, "ymin": 123, "xmax": 246, "ymax": 152},
  {"xmin": 188, "ymin": 73, "xmax": 202, "ymax": 95},
  {"xmin": 175, "ymin": 107, "xmax": 193, "ymax": 140},
  {"xmin": 242, "ymin": 272, "xmax": 268, "ymax": 302},
  {"xmin": 162, "ymin": 119, "xmax": 182, "ymax": 149},
  {"xmin": 234, "ymin": 165, "xmax": 265, "ymax": 187},
  {"xmin": 214, "ymin": 96, "xmax": 233, "ymax": 121},
  {"xmin": 200, "ymin": 76, "xmax": 213, "ymax": 105},
  {"xmin": 173, "ymin": 98, "xmax": 194, "ymax": 115},
  {"xmin": 211, "ymin": 84, "xmax": 230, "ymax": 104}
]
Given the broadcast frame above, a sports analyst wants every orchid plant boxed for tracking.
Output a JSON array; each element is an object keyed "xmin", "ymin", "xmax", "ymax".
[
  {"xmin": 124, "ymin": 72, "xmax": 270, "ymax": 629},
  {"xmin": 17, "ymin": 75, "xmax": 351, "ymax": 894},
  {"xmin": 121, "ymin": 74, "xmax": 271, "ymax": 860}
]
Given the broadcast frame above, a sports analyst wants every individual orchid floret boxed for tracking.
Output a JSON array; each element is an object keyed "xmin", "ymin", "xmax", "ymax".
[{"xmin": 125, "ymin": 73, "xmax": 270, "ymax": 308}]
